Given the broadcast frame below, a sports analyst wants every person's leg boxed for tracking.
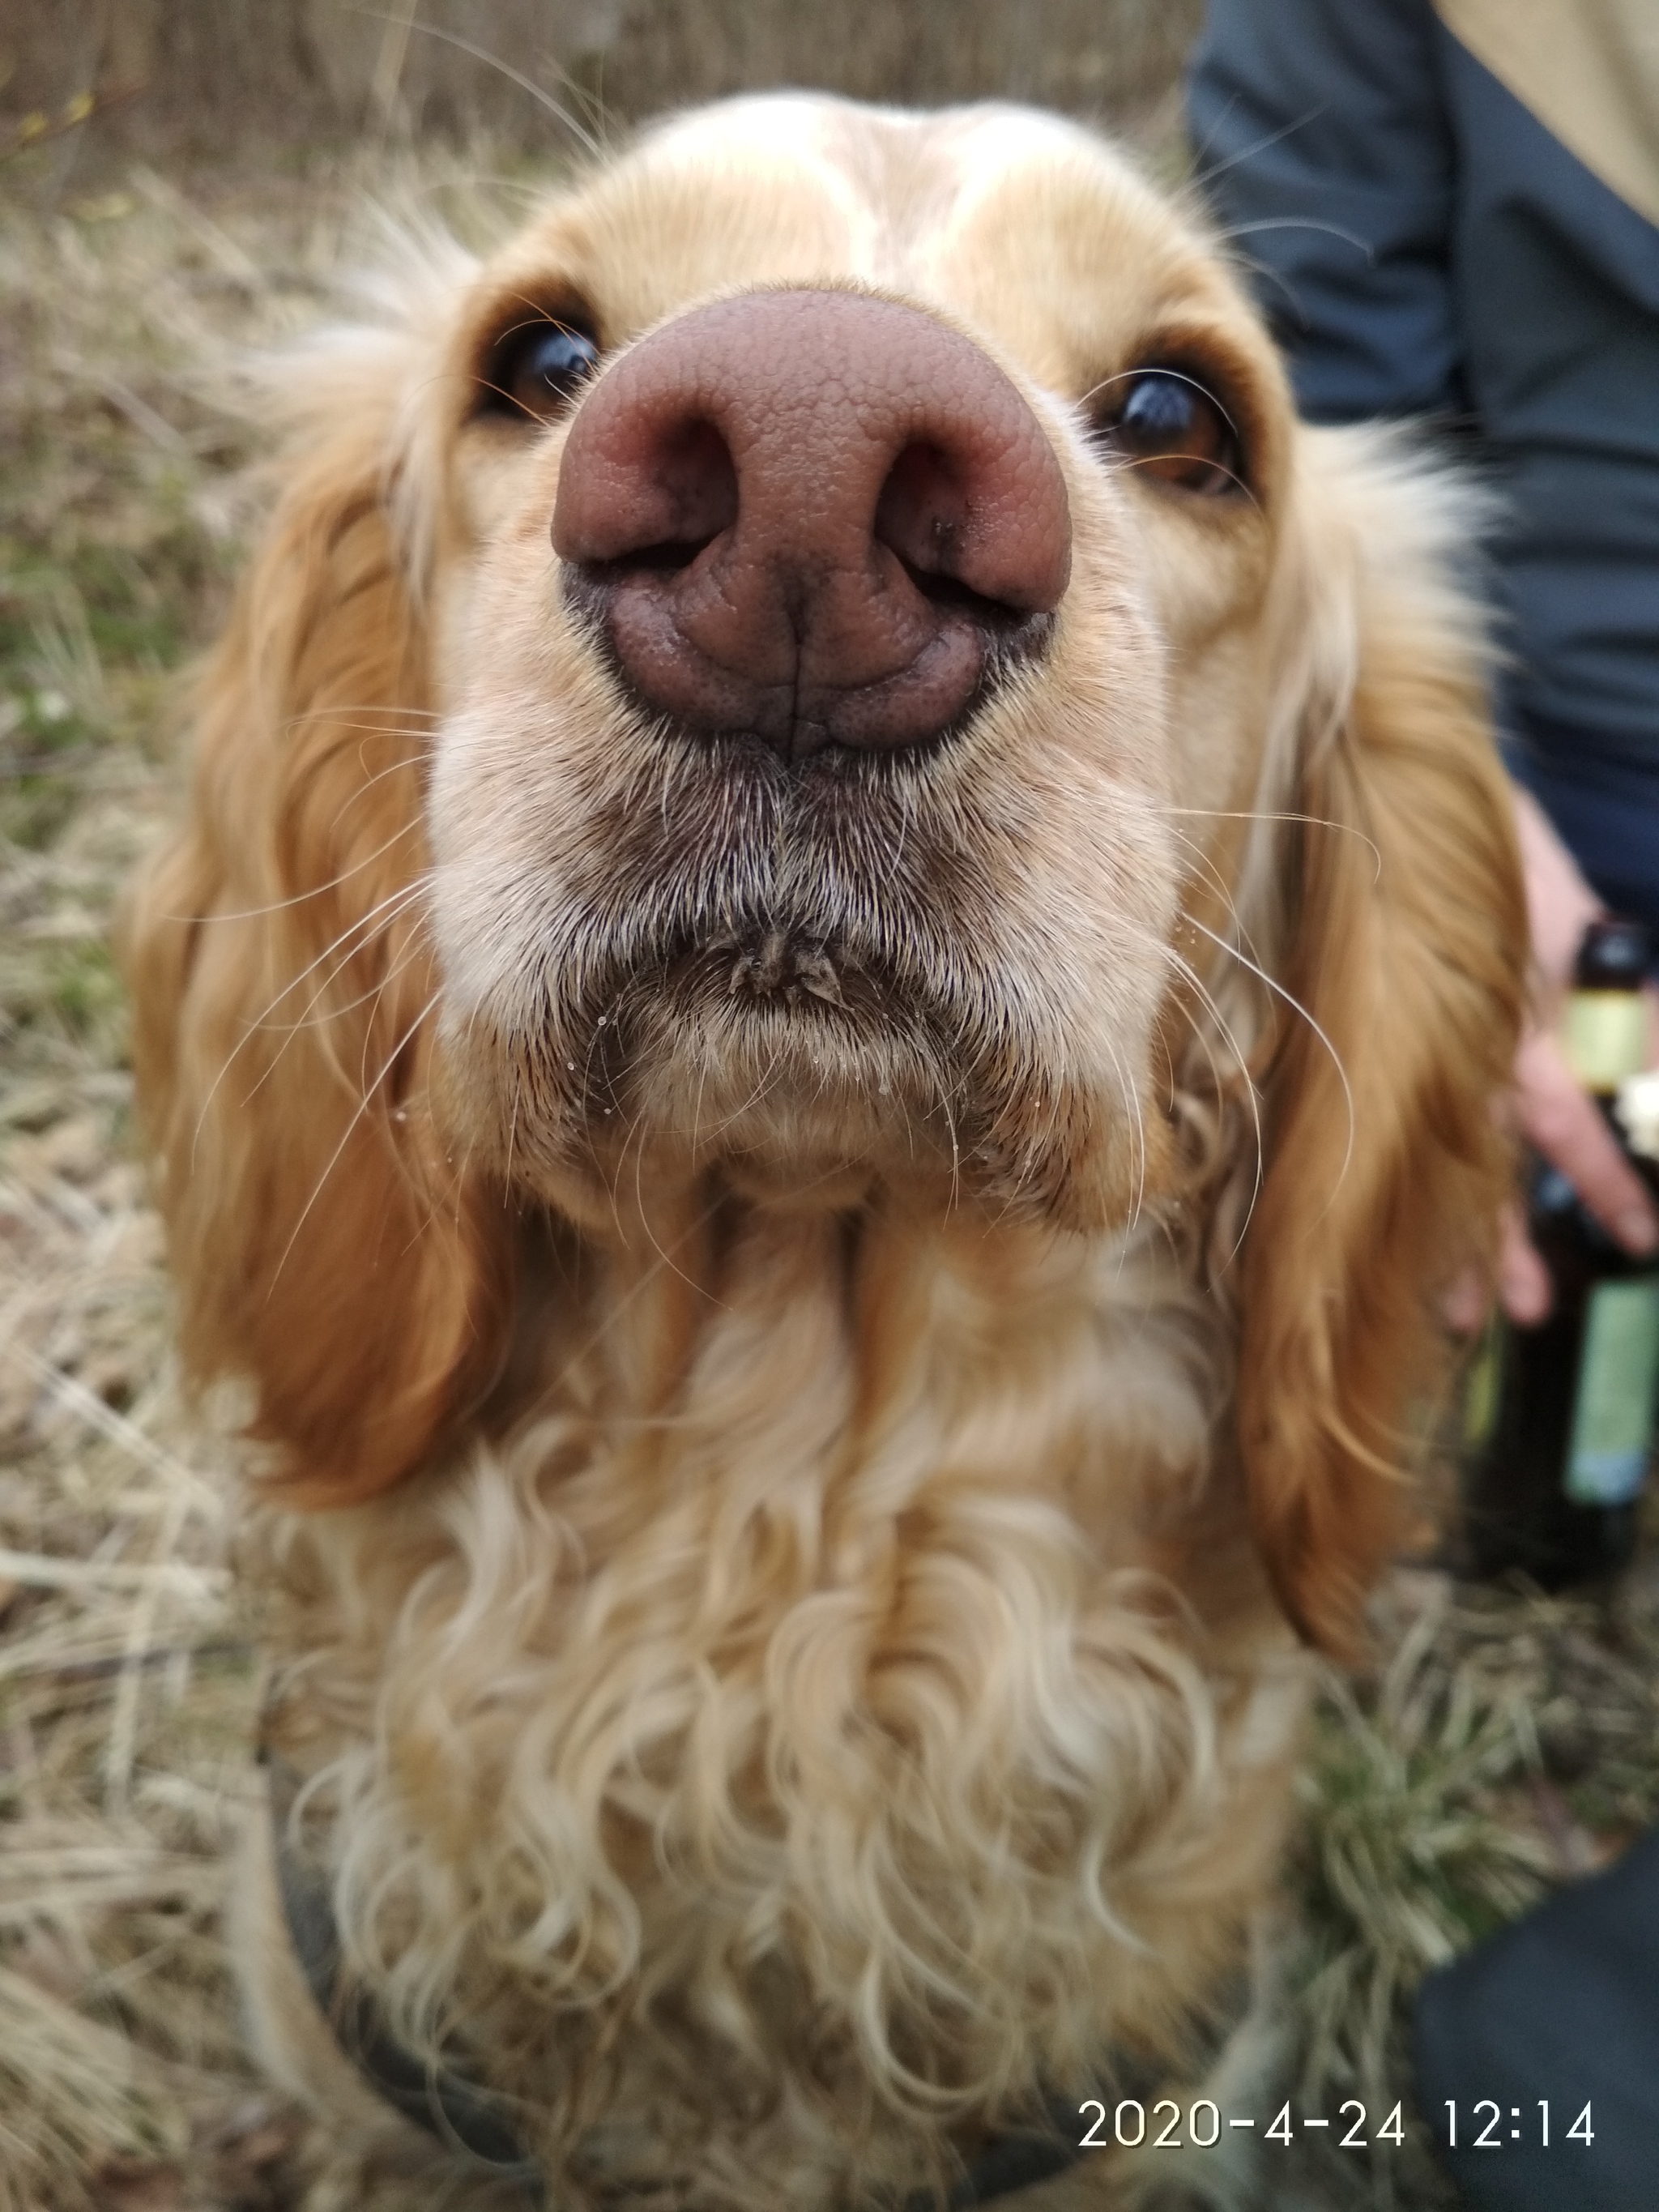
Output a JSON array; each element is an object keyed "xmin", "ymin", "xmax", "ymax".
[{"xmin": 1414, "ymin": 1822, "xmax": 1659, "ymax": 2208}]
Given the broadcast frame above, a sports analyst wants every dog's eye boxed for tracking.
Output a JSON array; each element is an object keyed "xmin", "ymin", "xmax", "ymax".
[
  {"xmin": 479, "ymin": 314, "xmax": 602, "ymax": 424},
  {"xmin": 1092, "ymin": 369, "xmax": 1244, "ymax": 497}
]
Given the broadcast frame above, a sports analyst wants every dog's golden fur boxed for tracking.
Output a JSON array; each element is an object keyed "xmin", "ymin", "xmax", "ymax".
[{"xmin": 125, "ymin": 96, "xmax": 1525, "ymax": 2207}]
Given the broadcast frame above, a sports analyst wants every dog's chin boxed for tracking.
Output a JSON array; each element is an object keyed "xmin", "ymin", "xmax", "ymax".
[{"xmin": 440, "ymin": 929, "xmax": 1163, "ymax": 1236}]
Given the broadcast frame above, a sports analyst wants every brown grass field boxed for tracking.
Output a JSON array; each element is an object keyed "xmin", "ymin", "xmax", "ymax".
[{"xmin": 3, "ymin": 122, "xmax": 1659, "ymax": 2212}]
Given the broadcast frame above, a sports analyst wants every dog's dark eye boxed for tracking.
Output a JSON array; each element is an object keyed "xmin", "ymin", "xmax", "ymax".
[
  {"xmin": 479, "ymin": 314, "xmax": 602, "ymax": 425},
  {"xmin": 1092, "ymin": 369, "xmax": 1244, "ymax": 497}
]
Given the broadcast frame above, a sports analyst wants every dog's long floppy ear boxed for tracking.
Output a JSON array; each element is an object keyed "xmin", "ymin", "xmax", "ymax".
[
  {"xmin": 122, "ymin": 323, "xmax": 511, "ymax": 1505},
  {"xmin": 1237, "ymin": 433, "xmax": 1527, "ymax": 1657}
]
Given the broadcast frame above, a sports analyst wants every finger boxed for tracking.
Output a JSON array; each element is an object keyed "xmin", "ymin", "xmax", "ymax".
[
  {"xmin": 1498, "ymin": 1206, "xmax": 1553, "ymax": 1325},
  {"xmin": 1512, "ymin": 788, "xmax": 1603, "ymax": 990},
  {"xmin": 1516, "ymin": 1030, "xmax": 1659, "ymax": 1255}
]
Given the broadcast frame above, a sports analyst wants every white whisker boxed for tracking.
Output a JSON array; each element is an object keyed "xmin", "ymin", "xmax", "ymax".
[
  {"xmin": 267, "ymin": 990, "xmax": 444, "ymax": 1296},
  {"xmin": 1183, "ymin": 911, "xmax": 1356, "ymax": 1202},
  {"xmin": 190, "ymin": 879, "xmax": 430, "ymax": 1166}
]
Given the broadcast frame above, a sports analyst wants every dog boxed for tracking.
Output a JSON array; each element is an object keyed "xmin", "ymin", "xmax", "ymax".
[{"xmin": 124, "ymin": 92, "xmax": 1525, "ymax": 2209}]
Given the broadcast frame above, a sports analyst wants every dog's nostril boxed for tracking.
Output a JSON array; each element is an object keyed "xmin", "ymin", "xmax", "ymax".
[
  {"xmin": 876, "ymin": 446, "xmax": 1034, "ymax": 628},
  {"xmin": 628, "ymin": 416, "xmax": 734, "ymax": 566},
  {"xmin": 873, "ymin": 442, "xmax": 968, "ymax": 579},
  {"xmin": 894, "ymin": 558, "xmax": 1030, "ymax": 629},
  {"xmin": 554, "ymin": 414, "xmax": 739, "ymax": 576},
  {"xmin": 644, "ymin": 418, "xmax": 739, "ymax": 549},
  {"xmin": 611, "ymin": 536, "xmax": 719, "ymax": 574}
]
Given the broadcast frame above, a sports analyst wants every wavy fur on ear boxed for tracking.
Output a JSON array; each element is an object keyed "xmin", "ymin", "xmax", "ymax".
[
  {"xmin": 122, "ymin": 293, "xmax": 512, "ymax": 1505},
  {"xmin": 1238, "ymin": 433, "xmax": 1526, "ymax": 1658}
]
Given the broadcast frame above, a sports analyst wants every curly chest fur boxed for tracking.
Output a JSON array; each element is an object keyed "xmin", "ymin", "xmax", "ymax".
[{"xmin": 254, "ymin": 1199, "xmax": 1303, "ymax": 2184}]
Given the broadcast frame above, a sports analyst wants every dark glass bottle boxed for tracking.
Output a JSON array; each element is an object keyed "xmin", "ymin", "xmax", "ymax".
[{"xmin": 1462, "ymin": 920, "xmax": 1659, "ymax": 1587}]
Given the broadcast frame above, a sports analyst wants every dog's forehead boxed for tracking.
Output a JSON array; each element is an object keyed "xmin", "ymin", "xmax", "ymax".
[
  {"xmin": 635, "ymin": 92, "xmax": 1121, "ymax": 235},
  {"xmin": 493, "ymin": 94, "xmax": 1230, "ymax": 381}
]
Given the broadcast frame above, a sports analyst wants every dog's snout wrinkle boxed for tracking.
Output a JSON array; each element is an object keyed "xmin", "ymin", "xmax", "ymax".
[{"xmin": 553, "ymin": 289, "xmax": 1071, "ymax": 761}]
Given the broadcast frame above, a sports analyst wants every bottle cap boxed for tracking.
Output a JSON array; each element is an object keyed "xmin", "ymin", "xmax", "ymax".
[{"xmin": 1573, "ymin": 917, "xmax": 1653, "ymax": 991}]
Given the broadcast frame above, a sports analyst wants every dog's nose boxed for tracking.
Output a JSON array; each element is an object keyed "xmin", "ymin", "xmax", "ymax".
[{"xmin": 552, "ymin": 289, "xmax": 1070, "ymax": 759}]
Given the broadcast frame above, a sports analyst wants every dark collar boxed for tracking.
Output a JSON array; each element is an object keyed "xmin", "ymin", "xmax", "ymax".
[
  {"xmin": 266, "ymin": 1750, "xmax": 1193, "ymax": 2206},
  {"xmin": 266, "ymin": 1749, "xmax": 544, "ymax": 2184}
]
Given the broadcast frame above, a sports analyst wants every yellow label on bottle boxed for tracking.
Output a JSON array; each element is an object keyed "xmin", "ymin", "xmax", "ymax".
[
  {"xmin": 1564, "ymin": 1279, "xmax": 1659, "ymax": 1505},
  {"xmin": 1563, "ymin": 992, "xmax": 1650, "ymax": 1090},
  {"xmin": 1462, "ymin": 1318, "xmax": 1503, "ymax": 1448}
]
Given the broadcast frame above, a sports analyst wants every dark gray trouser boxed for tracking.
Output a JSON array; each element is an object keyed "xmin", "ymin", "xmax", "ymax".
[{"xmin": 1414, "ymin": 1822, "xmax": 1659, "ymax": 2209}]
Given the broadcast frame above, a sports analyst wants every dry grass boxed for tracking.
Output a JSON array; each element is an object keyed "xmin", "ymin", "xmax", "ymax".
[
  {"xmin": 1282, "ymin": 1565, "xmax": 1659, "ymax": 2207},
  {"xmin": 4, "ymin": 143, "xmax": 1659, "ymax": 2212},
  {"xmin": 10, "ymin": 0, "xmax": 1203, "ymax": 170},
  {"xmin": 0, "ymin": 146, "xmax": 536, "ymax": 2212}
]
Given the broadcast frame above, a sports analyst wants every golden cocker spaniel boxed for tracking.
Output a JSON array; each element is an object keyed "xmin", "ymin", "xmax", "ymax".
[{"xmin": 125, "ymin": 93, "xmax": 1525, "ymax": 2210}]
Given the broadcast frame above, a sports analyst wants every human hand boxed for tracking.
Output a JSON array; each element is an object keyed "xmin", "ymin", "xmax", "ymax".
[{"xmin": 1501, "ymin": 790, "xmax": 1659, "ymax": 1321}]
